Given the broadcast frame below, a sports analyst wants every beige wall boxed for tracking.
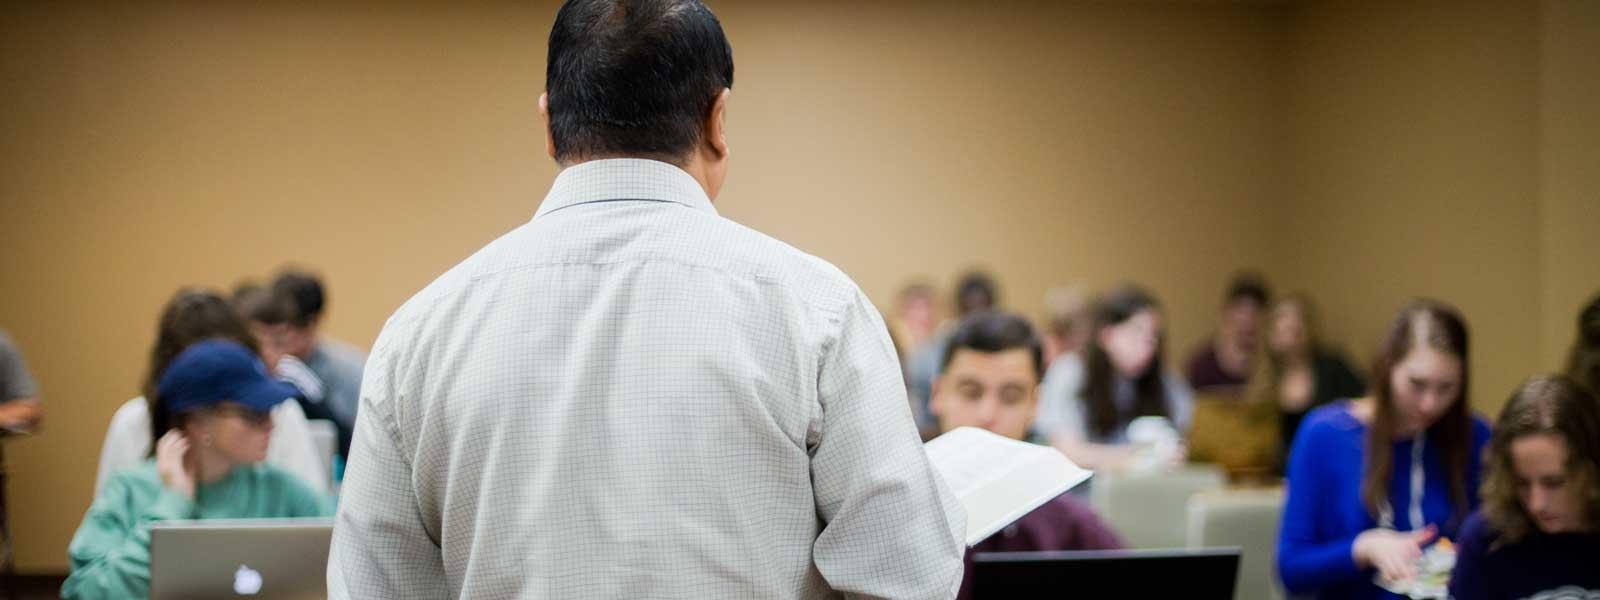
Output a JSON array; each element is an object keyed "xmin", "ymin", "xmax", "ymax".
[
  {"xmin": 0, "ymin": 1, "xmax": 1286, "ymax": 571},
  {"xmin": 1278, "ymin": 0, "xmax": 1543, "ymax": 416},
  {"xmin": 1539, "ymin": 0, "xmax": 1600, "ymax": 372},
  {"xmin": 0, "ymin": 0, "xmax": 1591, "ymax": 573}
]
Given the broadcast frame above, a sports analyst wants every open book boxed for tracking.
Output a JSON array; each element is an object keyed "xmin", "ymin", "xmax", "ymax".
[{"xmin": 924, "ymin": 427, "xmax": 1094, "ymax": 546}]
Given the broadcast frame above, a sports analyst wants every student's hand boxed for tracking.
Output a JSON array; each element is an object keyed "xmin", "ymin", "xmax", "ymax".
[
  {"xmin": 1353, "ymin": 526, "xmax": 1436, "ymax": 583},
  {"xmin": 0, "ymin": 399, "xmax": 43, "ymax": 432},
  {"xmin": 156, "ymin": 431, "xmax": 197, "ymax": 499},
  {"xmin": 1167, "ymin": 441, "xmax": 1189, "ymax": 468}
]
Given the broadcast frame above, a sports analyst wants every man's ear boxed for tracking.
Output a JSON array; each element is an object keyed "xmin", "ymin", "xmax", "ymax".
[
  {"xmin": 703, "ymin": 88, "xmax": 730, "ymax": 160},
  {"xmin": 540, "ymin": 92, "xmax": 557, "ymax": 160}
]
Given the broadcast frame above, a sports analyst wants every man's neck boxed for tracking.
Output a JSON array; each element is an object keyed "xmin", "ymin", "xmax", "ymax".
[{"xmin": 560, "ymin": 153, "xmax": 719, "ymax": 202}]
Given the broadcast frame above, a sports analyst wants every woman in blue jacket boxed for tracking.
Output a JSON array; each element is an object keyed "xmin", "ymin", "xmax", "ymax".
[{"xmin": 1277, "ymin": 299, "xmax": 1491, "ymax": 599}]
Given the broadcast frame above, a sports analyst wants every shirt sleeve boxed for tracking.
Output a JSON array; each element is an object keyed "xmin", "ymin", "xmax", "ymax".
[
  {"xmin": 61, "ymin": 474, "xmax": 196, "ymax": 600},
  {"xmin": 1446, "ymin": 513, "xmax": 1492, "ymax": 600},
  {"xmin": 327, "ymin": 332, "xmax": 449, "ymax": 600},
  {"xmin": 809, "ymin": 287, "xmax": 966, "ymax": 599},
  {"xmin": 0, "ymin": 330, "xmax": 39, "ymax": 401},
  {"xmin": 1164, "ymin": 370, "xmax": 1195, "ymax": 433},
  {"xmin": 265, "ymin": 400, "xmax": 331, "ymax": 495},
  {"xmin": 1058, "ymin": 495, "xmax": 1125, "ymax": 550},
  {"xmin": 1034, "ymin": 355, "xmax": 1087, "ymax": 441},
  {"xmin": 1276, "ymin": 414, "xmax": 1365, "ymax": 593},
  {"xmin": 94, "ymin": 399, "xmax": 153, "ymax": 497}
]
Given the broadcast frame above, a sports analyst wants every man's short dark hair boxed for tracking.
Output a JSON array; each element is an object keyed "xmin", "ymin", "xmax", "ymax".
[
  {"xmin": 546, "ymin": 0, "xmax": 734, "ymax": 164},
  {"xmin": 231, "ymin": 282, "xmax": 296, "ymax": 326},
  {"xmin": 939, "ymin": 311, "xmax": 1044, "ymax": 382},
  {"xmin": 954, "ymin": 270, "xmax": 999, "ymax": 316},
  {"xmin": 271, "ymin": 270, "xmax": 325, "ymax": 328},
  {"xmin": 1224, "ymin": 272, "xmax": 1270, "ymax": 308}
]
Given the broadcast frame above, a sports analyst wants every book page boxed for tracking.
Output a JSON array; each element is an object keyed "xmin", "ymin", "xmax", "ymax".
[{"xmin": 925, "ymin": 427, "xmax": 1093, "ymax": 545}]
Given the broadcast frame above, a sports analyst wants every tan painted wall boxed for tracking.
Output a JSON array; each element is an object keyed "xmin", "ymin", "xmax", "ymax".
[
  {"xmin": 2, "ymin": 0, "xmax": 1592, "ymax": 574},
  {"xmin": 1279, "ymin": 0, "xmax": 1543, "ymax": 417},
  {"xmin": 1539, "ymin": 0, "xmax": 1600, "ymax": 374},
  {"xmin": 0, "ymin": 2, "xmax": 1287, "ymax": 571}
]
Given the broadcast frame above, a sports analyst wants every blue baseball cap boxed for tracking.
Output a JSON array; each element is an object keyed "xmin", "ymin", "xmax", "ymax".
[{"xmin": 156, "ymin": 339, "xmax": 298, "ymax": 414}]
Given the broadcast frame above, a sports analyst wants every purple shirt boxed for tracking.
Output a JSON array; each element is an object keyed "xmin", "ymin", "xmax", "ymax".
[
  {"xmin": 958, "ymin": 493, "xmax": 1124, "ymax": 600},
  {"xmin": 1449, "ymin": 510, "xmax": 1600, "ymax": 600},
  {"xmin": 1186, "ymin": 338, "xmax": 1248, "ymax": 393}
]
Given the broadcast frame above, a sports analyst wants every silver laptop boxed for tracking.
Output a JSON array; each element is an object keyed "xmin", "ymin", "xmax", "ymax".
[{"xmin": 149, "ymin": 518, "xmax": 334, "ymax": 600}]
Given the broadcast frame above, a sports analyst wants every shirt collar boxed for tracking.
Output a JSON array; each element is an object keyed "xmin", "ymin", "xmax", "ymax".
[{"xmin": 534, "ymin": 158, "xmax": 717, "ymax": 219}]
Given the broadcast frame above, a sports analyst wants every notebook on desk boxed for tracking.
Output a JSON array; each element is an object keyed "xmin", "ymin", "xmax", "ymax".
[{"xmin": 149, "ymin": 518, "xmax": 334, "ymax": 600}]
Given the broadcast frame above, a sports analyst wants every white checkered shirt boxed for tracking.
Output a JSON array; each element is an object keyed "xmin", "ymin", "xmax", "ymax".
[{"xmin": 329, "ymin": 159, "xmax": 965, "ymax": 599}]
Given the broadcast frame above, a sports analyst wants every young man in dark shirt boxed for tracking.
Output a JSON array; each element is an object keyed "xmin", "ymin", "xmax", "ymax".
[{"xmin": 929, "ymin": 311, "xmax": 1123, "ymax": 599}]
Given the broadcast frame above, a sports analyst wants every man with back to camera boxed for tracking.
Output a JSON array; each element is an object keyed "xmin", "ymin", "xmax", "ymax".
[
  {"xmin": 328, "ymin": 1, "xmax": 966, "ymax": 598},
  {"xmin": 926, "ymin": 311, "xmax": 1124, "ymax": 599}
]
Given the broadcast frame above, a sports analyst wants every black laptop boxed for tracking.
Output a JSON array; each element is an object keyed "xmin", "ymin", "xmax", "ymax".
[{"xmin": 970, "ymin": 547, "xmax": 1241, "ymax": 599}]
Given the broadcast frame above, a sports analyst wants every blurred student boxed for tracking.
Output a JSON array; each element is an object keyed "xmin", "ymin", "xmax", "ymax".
[
  {"xmin": 0, "ymin": 328, "xmax": 42, "ymax": 434},
  {"xmin": 272, "ymin": 269, "xmax": 365, "ymax": 458},
  {"xmin": 1041, "ymin": 284, "xmax": 1093, "ymax": 366},
  {"xmin": 928, "ymin": 311, "xmax": 1123, "ymax": 600},
  {"xmin": 232, "ymin": 283, "xmax": 336, "ymax": 430},
  {"xmin": 63, "ymin": 340, "xmax": 333, "ymax": 599},
  {"xmin": 1036, "ymin": 284, "xmax": 1193, "ymax": 470},
  {"xmin": 94, "ymin": 289, "xmax": 327, "ymax": 496},
  {"xmin": 890, "ymin": 280, "xmax": 940, "ymax": 363},
  {"xmin": 1187, "ymin": 273, "xmax": 1270, "ymax": 395},
  {"xmin": 1449, "ymin": 375, "xmax": 1600, "ymax": 599},
  {"xmin": 1247, "ymin": 293, "xmax": 1365, "ymax": 469},
  {"xmin": 1277, "ymin": 300, "xmax": 1491, "ymax": 599},
  {"xmin": 1566, "ymin": 291, "xmax": 1600, "ymax": 395},
  {"xmin": 907, "ymin": 270, "xmax": 1001, "ymax": 435},
  {"xmin": 0, "ymin": 327, "xmax": 42, "ymax": 580}
]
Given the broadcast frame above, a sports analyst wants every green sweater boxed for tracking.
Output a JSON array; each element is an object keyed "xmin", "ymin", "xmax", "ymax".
[{"xmin": 61, "ymin": 460, "xmax": 333, "ymax": 600}]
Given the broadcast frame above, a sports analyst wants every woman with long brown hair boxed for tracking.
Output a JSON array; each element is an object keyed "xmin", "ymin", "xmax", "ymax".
[
  {"xmin": 1035, "ymin": 284, "xmax": 1193, "ymax": 470},
  {"xmin": 1448, "ymin": 375, "xmax": 1600, "ymax": 599},
  {"xmin": 1277, "ymin": 299, "xmax": 1492, "ymax": 599},
  {"xmin": 1247, "ymin": 293, "xmax": 1365, "ymax": 471}
]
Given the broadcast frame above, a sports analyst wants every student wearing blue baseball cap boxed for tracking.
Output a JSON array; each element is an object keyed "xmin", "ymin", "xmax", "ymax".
[{"xmin": 62, "ymin": 339, "xmax": 333, "ymax": 600}]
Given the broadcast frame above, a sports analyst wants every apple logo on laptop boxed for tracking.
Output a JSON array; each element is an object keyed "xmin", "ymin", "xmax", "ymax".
[{"xmin": 233, "ymin": 565, "xmax": 263, "ymax": 595}]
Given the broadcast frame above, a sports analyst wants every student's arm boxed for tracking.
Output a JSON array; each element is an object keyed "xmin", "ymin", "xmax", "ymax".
[
  {"xmin": 60, "ymin": 474, "xmax": 195, "ymax": 600},
  {"xmin": 810, "ymin": 288, "xmax": 965, "ymax": 599},
  {"xmin": 326, "ymin": 334, "xmax": 448, "ymax": 599},
  {"xmin": 1276, "ymin": 420, "xmax": 1364, "ymax": 593},
  {"xmin": 267, "ymin": 464, "xmax": 335, "ymax": 518},
  {"xmin": 1036, "ymin": 356, "xmax": 1138, "ymax": 470},
  {"xmin": 1050, "ymin": 436, "xmax": 1139, "ymax": 471},
  {"xmin": 0, "ymin": 330, "xmax": 42, "ymax": 432}
]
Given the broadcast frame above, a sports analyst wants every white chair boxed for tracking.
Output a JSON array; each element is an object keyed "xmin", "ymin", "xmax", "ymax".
[
  {"xmin": 95, "ymin": 397, "xmax": 331, "ymax": 497},
  {"xmin": 1087, "ymin": 463, "xmax": 1226, "ymax": 549},
  {"xmin": 1187, "ymin": 487, "xmax": 1287, "ymax": 600}
]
